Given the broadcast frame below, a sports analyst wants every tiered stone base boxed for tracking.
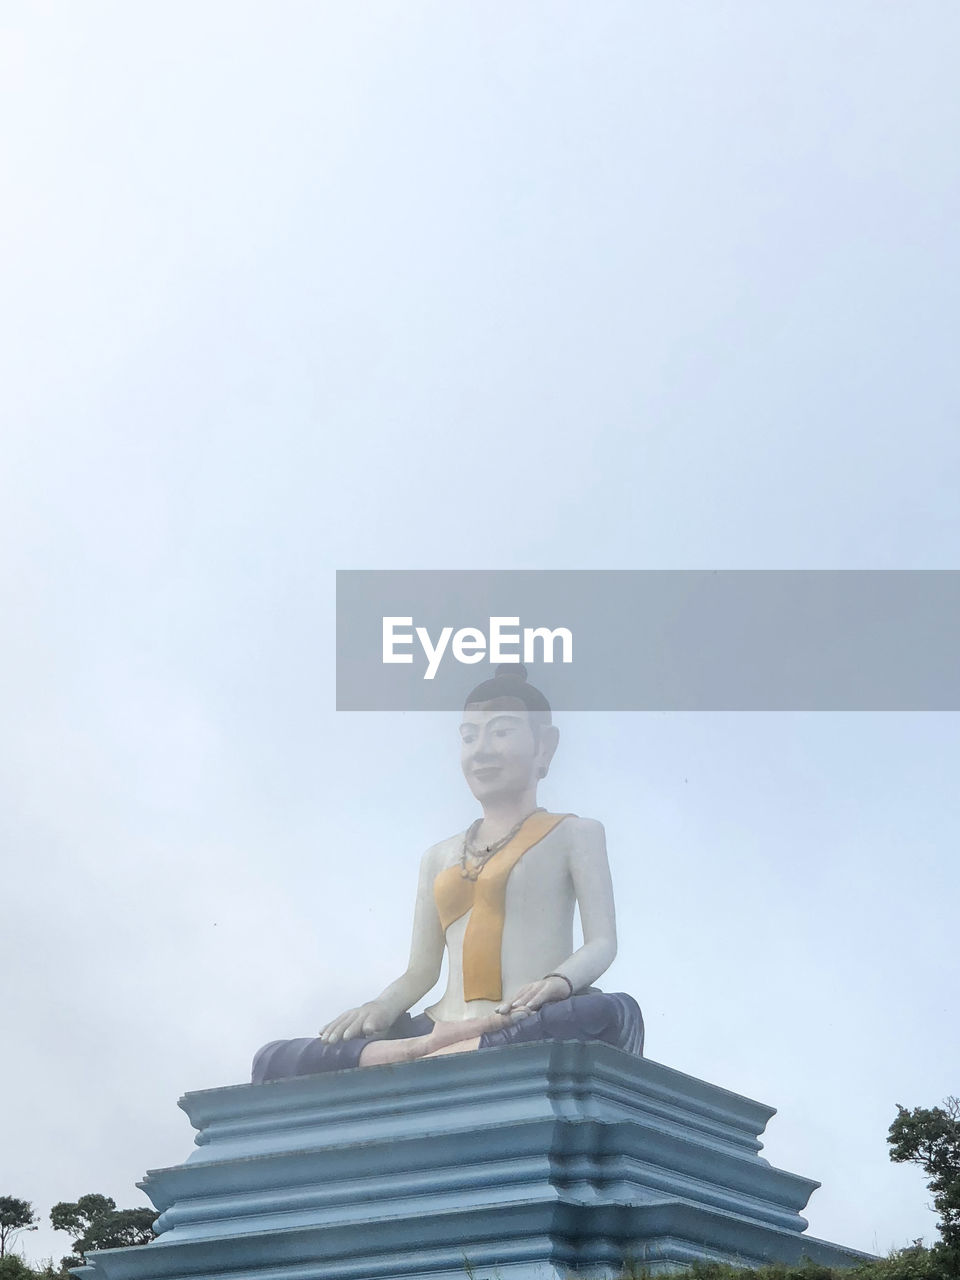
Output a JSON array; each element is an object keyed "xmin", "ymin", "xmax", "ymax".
[{"xmin": 75, "ymin": 1043, "xmax": 871, "ymax": 1280}]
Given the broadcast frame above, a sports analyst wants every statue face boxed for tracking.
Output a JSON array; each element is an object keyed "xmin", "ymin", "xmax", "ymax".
[{"xmin": 459, "ymin": 698, "xmax": 555, "ymax": 803}]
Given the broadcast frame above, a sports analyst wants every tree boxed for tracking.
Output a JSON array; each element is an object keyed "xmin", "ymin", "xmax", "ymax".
[
  {"xmin": 0, "ymin": 1259, "xmax": 68, "ymax": 1280},
  {"xmin": 0, "ymin": 1258, "xmax": 36, "ymax": 1280},
  {"xmin": 0, "ymin": 1199, "xmax": 38, "ymax": 1261},
  {"xmin": 49, "ymin": 1195, "xmax": 154, "ymax": 1268},
  {"xmin": 889, "ymin": 1096, "xmax": 960, "ymax": 1251}
]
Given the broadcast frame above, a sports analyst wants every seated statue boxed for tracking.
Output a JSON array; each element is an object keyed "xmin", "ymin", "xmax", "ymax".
[{"xmin": 252, "ymin": 665, "xmax": 643, "ymax": 1083}]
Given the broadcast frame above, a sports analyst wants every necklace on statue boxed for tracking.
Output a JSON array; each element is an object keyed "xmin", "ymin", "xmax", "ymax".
[{"xmin": 459, "ymin": 808, "xmax": 546, "ymax": 880}]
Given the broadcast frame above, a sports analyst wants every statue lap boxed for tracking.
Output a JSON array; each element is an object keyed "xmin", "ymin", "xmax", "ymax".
[{"xmin": 251, "ymin": 991, "xmax": 644, "ymax": 1085}]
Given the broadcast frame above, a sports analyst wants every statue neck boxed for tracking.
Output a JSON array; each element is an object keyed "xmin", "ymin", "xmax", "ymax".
[{"xmin": 477, "ymin": 788, "xmax": 541, "ymax": 841}]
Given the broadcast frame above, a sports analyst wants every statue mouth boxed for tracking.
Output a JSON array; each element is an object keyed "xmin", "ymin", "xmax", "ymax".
[{"xmin": 472, "ymin": 766, "xmax": 502, "ymax": 781}]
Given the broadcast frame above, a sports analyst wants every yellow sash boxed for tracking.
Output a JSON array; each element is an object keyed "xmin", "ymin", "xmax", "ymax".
[{"xmin": 433, "ymin": 811, "xmax": 572, "ymax": 1002}]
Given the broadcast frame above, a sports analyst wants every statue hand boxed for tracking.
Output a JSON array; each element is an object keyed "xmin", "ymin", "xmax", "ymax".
[
  {"xmin": 319, "ymin": 1001, "xmax": 395, "ymax": 1043},
  {"xmin": 494, "ymin": 974, "xmax": 573, "ymax": 1017}
]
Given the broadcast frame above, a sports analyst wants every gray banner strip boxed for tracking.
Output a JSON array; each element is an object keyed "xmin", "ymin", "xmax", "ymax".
[{"xmin": 336, "ymin": 570, "xmax": 960, "ymax": 711}]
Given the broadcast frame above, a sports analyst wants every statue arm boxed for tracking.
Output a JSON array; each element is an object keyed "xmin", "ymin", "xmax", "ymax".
[
  {"xmin": 369, "ymin": 845, "xmax": 446, "ymax": 1021},
  {"xmin": 557, "ymin": 817, "xmax": 618, "ymax": 992},
  {"xmin": 496, "ymin": 818, "xmax": 618, "ymax": 1016},
  {"xmin": 320, "ymin": 845, "xmax": 445, "ymax": 1041}
]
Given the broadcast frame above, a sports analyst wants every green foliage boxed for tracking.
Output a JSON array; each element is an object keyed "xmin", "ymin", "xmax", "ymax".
[
  {"xmin": 605, "ymin": 1248, "xmax": 960, "ymax": 1280},
  {"xmin": 889, "ymin": 1098, "xmax": 960, "ymax": 1251},
  {"xmin": 49, "ymin": 1193, "xmax": 154, "ymax": 1268},
  {"xmin": 683, "ymin": 1253, "xmax": 957, "ymax": 1280},
  {"xmin": 0, "ymin": 1199, "xmax": 38, "ymax": 1261},
  {"xmin": 0, "ymin": 1260, "xmax": 68, "ymax": 1280},
  {"xmin": 0, "ymin": 1259, "xmax": 64, "ymax": 1280},
  {"xmin": 48, "ymin": 1196, "xmax": 114, "ymax": 1243},
  {"xmin": 0, "ymin": 1257, "xmax": 37, "ymax": 1280}
]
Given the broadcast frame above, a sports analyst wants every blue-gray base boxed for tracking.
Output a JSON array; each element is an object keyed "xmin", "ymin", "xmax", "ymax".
[{"xmin": 75, "ymin": 1043, "xmax": 873, "ymax": 1280}]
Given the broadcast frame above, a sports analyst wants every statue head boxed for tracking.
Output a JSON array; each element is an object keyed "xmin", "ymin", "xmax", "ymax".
[{"xmin": 460, "ymin": 664, "xmax": 560, "ymax": 804}]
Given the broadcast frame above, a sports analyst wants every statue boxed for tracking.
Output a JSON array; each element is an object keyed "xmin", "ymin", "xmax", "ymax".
[{"xmin": 252, "ymin": 665, "xmax": 643, "ymax": 1083}]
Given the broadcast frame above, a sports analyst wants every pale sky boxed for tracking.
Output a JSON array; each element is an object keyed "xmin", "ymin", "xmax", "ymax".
[{"xmin": 1, "ymin": 2, "xmax": 958, "ymax": 1267}]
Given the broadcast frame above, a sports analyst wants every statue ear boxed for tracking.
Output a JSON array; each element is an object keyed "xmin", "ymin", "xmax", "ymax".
[{"xmin": 537, "ymin": 725, "xmax": 560, "ymax": 775}]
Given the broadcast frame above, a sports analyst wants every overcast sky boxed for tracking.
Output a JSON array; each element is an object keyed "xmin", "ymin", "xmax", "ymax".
[{"xmin": 2, "ymin": 1, "xmax": 958, "ymax": 1267}]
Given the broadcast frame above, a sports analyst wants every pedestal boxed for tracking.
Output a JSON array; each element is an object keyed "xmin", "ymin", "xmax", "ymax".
[{"xmin": 75, "ymin": 1043, "xmax": 872, "ymax": 1279}]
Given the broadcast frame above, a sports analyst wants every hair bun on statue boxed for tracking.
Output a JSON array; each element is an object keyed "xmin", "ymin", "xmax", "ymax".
[
  {"xmin": 464, "ymin": 662, "xmax": 550, "ymax": 718},
  {"xmin": 495, "ymin": 662, "xmax": 528, "ymax": 680}
]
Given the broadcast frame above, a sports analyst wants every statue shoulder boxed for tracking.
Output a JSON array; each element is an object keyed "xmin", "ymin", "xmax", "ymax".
[
  {"xmin": 557, "ymin": 814, "xmax": 608, "ymax": 856},
  {"xmin": 559, "ymin": 813, "xmax": 606, "ymax": 839},
  {"xmin": 418, "ymin": 831, "xmax": 463, "ymax": 876}
]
